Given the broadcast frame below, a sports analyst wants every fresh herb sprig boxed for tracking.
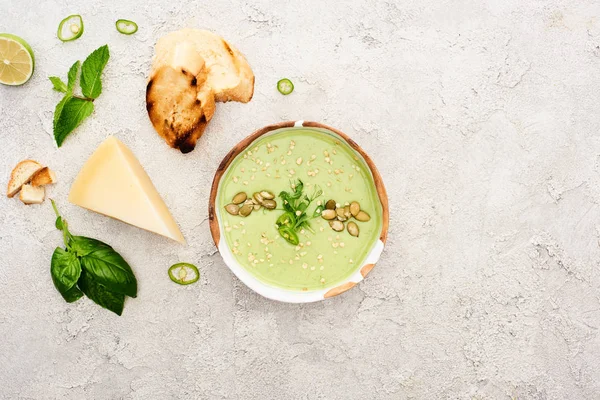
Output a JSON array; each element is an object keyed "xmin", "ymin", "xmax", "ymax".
[
  {"xmin": 50, "ymin": 200, "xmax": 137, "ymax": 316},
  {"xmin": 276, "ymin": 180, "xmax": 323, "ymax": 245},
  {"xmin": 49, "ymin": 44, "xmax": 110, "ymax": 147}
]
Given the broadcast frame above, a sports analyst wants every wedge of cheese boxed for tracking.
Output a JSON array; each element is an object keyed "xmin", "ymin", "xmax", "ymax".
[{"xmin": 69, "ymin": 136, "xmax": 185, "ymax": 243}]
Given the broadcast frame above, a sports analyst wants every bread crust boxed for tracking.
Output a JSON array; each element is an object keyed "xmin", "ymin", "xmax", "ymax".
[{"xmin": 6, "ymin": 159, "xmax": 43, "ymax": 197}]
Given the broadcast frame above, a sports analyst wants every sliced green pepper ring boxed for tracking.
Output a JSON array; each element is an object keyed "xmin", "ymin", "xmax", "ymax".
[
  {"xmin": 278, "ymin": 226, "xmax": 299, "ymax": 245},
  {"xmin": 116, "ymin": 19, "xmax": 138, "ymax": 35},
  {"xmin": 277, "ymin": 78, "xmax": 294, "ymax": 95},
  {"xmin": 168, "ymin": 263, "xmax": 199, "ymax": 285},
  {"xmin": 276, "ymin": 211, "xmax": 296, "ymax": 228},
  {"xmin": 57, "ymin": 15, "xmax": 84, "ymax": 42}
]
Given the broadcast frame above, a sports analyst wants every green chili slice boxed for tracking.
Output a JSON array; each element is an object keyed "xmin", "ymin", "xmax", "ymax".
[
  {"xmin": 168, "ymin": 263, "xmax": 199, "ymax": 285},
  {"xmin": 116, "ymin": 19, "xmax": 138, "ymax": 35},
  {"xmin": 276, "ymin": 211, "xmax": 296, "ymax": 228},
  {"xmin": 57, "ymin": 15, "xmax": 84, "ymax": 42},
  {"xmin": 277, "ymin": 78, "xmax": 294, "ymax": 95},
  {"xmin": 278, "ymin": 226, "xmax": 299, "ymax": 246}
]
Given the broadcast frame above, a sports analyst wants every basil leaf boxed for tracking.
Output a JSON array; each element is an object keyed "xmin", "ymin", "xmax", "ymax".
[
  {"xmin": 80, "ymin": 45, "xmax": 109, "ymax": 99},
  {"xmin": 50, "ymin": 247, "xmax": 83, "ymax": 303},
  {"xmin": 49, "ymin": 76, "xmax": 67, "ymax": 93},
  {"xmin": 55, "ymin": 216, "xmax": 64, "ymax": 230},
  {"xmin": 54, "ymin": 97, "xmax": 94, "ymax": 147},
  {"xmin": 69, "ymin": 236, "xmax": 109, "ymax": 257},
  {"xmin": 76, "ymin": 237, "xmax": 137, "ymax": 297},
  {"xmin": 78, "ymin": 270, "xmax": 125, "ymax": 316},
  {"xmin": 61, "ymin": 285, "xmax": 85, "ymax": 303}
]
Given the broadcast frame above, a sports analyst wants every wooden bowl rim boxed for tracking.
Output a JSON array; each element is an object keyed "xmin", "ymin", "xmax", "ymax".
[{"xmin": 208, "ymin": 121, "xmax": 389, "ymax": 301}]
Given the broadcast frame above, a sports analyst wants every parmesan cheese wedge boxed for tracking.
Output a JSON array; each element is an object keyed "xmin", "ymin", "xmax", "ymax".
[{"xmin": 68, "ymin": 136, "xmax": 185, "ymax": 243}]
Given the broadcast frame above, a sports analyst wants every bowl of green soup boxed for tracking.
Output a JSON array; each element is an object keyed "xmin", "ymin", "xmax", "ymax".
[{"xmin": 209, "ymin": 121, "xmax": 388, "ymax": 302}]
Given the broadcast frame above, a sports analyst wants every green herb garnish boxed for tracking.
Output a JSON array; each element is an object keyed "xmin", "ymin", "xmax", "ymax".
[
  {"xmin": 116, "ymin": 19, "xmax": 138, "ymax": 35},
  {"xmin": 50, "ymin": 200, "xmax": 137, "ymax": 316},
  {"xmin": 168, "ymin": 263, "xmax": 200, "ymax": 285},
  {"xmin": 276, "ymin": 180, "xmax": 323, "ymax": 245},
  {"xmin": 49, "ymin": 45, "xmax": 109, "ymax": 147}
]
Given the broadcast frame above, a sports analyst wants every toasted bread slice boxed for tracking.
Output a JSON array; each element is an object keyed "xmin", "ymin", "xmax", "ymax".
[
  {"xmin": 146, "ymin": 64, "xmax": 216, "ymax": 153},
  {"xmin": 6, "ymin": 160, "xmax": 43, "ymax": 197},
  {"xmin": 31, "ymin": 167, "xmax": 56, "ymax": 187},
  {"xmin": 152, "ymin": 29, "xmax": 254, "ymax": 103},
  {"xmin": 19, "ymin": 184, "xmax": 45, "ymax": 204}
]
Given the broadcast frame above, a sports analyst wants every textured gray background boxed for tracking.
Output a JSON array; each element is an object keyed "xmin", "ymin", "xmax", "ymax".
[{"xmin": 1, "ymin": 0, "xmax": 600, "ymax": 399}]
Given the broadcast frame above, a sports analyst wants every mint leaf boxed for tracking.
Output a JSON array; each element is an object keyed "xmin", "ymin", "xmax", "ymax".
[
  {"xmin": 53, "ymin": 94, "xmax": 71, "ymax": 131},
  {"xmin": 54, "ymin": 97, "xmax": 94, "ymax": 147},
  {"xmin": 49, "ymin": 77, "xmax": 67, "ymax": 93},
  {"xmin": 51, "ymin": 247, "xmax": 83, "ymax": 303},
  {"xmin": 78, "ymin": 270, "xmax": 125, "ymax": 316},
  {"xmin": 80, "ymin": 45, "xmax": 109, "ymax": 99},
  {"xmin": 67, "ymin": 60, "xmax": 80, "ymax": 93}
]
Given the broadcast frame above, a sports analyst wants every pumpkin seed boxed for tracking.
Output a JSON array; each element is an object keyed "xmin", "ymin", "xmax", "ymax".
[
  {"xmin": 239, "ymin": 204, "xmax": 253, "ymax": 217},
  {"xmin": 262, "ymin": 199, "xmax": 277, "ymax": 209},
  {"xmin": 260, "ymin": 191, "xmax": 275, "ymax": 200},
  {"xmin": 225, "ymin": 203, "xmax": 240, "ymax": 215},
  {"xmin": 350, "ymin": 201, "xmax": 360, "ymax": 217},
  {"xmin": 253, "ymin": 204, "xmax": 261, "ymax": 211},
  {"xmin": 347, "ymin": 221, "xmax": 359, "ymax": 237},
  {"xmin": 321, "ymin": 209, "xmax": 336, "ymax": 220},
  {"xmin": 355, "ymin": 210, "xmax": 371, "ymax": 222},
  {"xmin": 325, "ymin": 199, "xmax": 336, "ymax": 210},
  {"xmin": 253, "ymin": 192, "xmax": 265, "ymax": 204},
  {"xmin": 336, "ymin": 208, "xmax": 347, "ymax": 221},
  {"xmin": 330, "ymin": 220, "xmax": 344, "ymax": 232},
  {"xmin": 232, "ymin": 192, "xmax": 247, "ymax": 204},
  {"xmin": 344, "ymin": 206, "xmax": 351, "ymax": 218}
]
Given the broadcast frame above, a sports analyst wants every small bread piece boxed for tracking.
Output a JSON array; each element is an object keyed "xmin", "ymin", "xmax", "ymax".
[
  {"xmin": 19, "ymin": 184, "xmax": 45, "ymax": 205},
  {"xmin": 31, "ymin": 167, "xmax": 57, "ymax": 187},
  {"xmin": 152, "ymin": 29, "xmax": 254, "ymax": 103},
  {"xmin": 6, "ymin": 160, "xmax": 44, "ymax": 197}
]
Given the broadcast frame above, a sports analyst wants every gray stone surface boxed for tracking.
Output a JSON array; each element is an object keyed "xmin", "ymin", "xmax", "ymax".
[{"xmin": 1, "ymin": 0, "xmax": 600, "ymax": 399}]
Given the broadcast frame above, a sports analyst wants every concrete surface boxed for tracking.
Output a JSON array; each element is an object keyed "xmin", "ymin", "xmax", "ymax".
[{"xmin": 1, "ymin": 0, "xmax": 600, "ymax": 399}]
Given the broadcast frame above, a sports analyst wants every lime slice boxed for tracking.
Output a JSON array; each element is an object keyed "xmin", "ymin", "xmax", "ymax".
[{"xmin": 0, "ymin": 33, "xmax": 35, "ymax": 86}]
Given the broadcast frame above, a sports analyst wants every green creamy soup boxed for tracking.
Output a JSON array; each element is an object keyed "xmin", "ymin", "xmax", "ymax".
[{"xmin": 218, "ymin": 128, "xmax": 382, "ymax": 291}]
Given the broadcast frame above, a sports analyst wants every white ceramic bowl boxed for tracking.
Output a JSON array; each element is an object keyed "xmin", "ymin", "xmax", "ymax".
[{"xmin": 209, "ymin": 121, "xmax": 389, "ymax": 302}]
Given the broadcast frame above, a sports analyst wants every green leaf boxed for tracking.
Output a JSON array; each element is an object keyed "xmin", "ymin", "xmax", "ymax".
[
  {"xmin": 75, "ymin": 237, "xmax": 137, "ymax": 298},
  {"xmin": 51, "ymin": 247, "xmax": 83, "ymax": 303},
  {"xmin": 70, "ymin": 236, "xmax": 110, "ymax": 257},
  {"xmin": 49, "ymin": 76, "xmax": 67, "ymax": 93},
  {"xmin": 62, "ymin": 285, "xmax": 85, "ymax": 303},
  {"xmin": 54, "ymin": 97, "xmax": 94, "ymax": 147},
  {"xmin": 78, "ymin": 270, "xmax": 125, "ymax": 316},
  {"xmin": 80, "ymin": 45, "xmax": 109, "ymax": 99},
  {"xmin": 53, "ymin": 94, "xmax": 70, "ymax": 131},
  {"xmin": 55, "ymin": 216, "xmax": 64, "ymax": 230},
  {"xmin": 67, "ymin": 60, "xmax": 80, "ymax": 93}
]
